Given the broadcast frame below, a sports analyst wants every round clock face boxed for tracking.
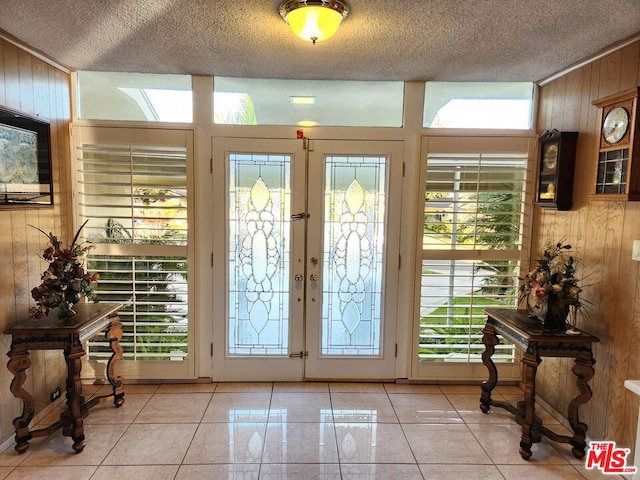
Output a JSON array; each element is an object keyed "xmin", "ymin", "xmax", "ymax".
[
  {"xmin": 603, "ymin": 106, "xmax": 629, "ymax": 144},
  {"xmin": 543, "ymin": 143, "xmax": 558, "ymax": 170}
]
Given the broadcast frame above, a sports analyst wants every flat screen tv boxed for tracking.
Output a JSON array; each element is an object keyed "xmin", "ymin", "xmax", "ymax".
[{"xmin": 0, "ymin": 107, "xmax": 53, "ymax": 208}]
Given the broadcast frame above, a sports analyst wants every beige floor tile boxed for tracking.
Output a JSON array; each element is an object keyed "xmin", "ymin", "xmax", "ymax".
[
  {"xmin": 175, "ymin": 464, "xmax": 260, "ymax": 479},
  {"xmin": 403, "ymin": 424, "xmax": 492, "ymax": 464},
  {"xmin": 262, "ymin": 423, "xmax": 338, "ymax": 464},
  {"xmin": 0, "ymin": 381, "xmax": 604, "ymax": 479},
  {"xmin": 388, "ymin": 393, "xmax": 462, "ymax": 424},
  {"xmin": 183, "ymin": 423, "xmax": 266, "ymax": 464},
  {"xmin": 89, "ymin": 465, "xmax": 179, "ymax": 480},
  {"xmin": 342, "ymin": 463, "xmax": 424, "ymax": 479},
  {"xmin": 419, "ymin": 464, "xmax": 506, "ymax": 479},
  {"xmin": 335, "ymin": 423, "xmax": 415, "ymax": 463},
  {"xmin": 497, "ymin": 463, "xmax": 590, "ymax": 479},
  {"xmin": 446, "ymin": 393, "xmax": 515, "ymax": 424},
  {"xmin": 201, "ymin": 392, "xmax": 271, "ymax": 422},
  {"xmin": 21, "ymin": 424, "xmax": 127, "ymax": 467},
  {"xmin": 32, "ymin": 405, "xmax": 67, "ymax": 429},
  {"xmin": 330, "ymin": 393, "xmax": 398, "ymax": 423},
  {"xmin": 272, "ymin": 382, "xmax": 329, "ymax": 393},
  {"xmin": 156, "ymin": 383, "xmax": 217, "ymax": 393},
  {"xmin": 215, "ymin": 382, "xmax": 273, "ymax": 393},
  {"xmin": 329, "ymin": 383, "xmax": 387, "ymax": 393},
  {"xmin": 102, "ymin": 423, "xmax": 197, "ymax": 465},
  {"xmin": 439, "ymin": 384, "xmax": 484, "ymax": 394},
  {"xmin": 502, "ymin": 393, "xmax": 563, "ymax": 425},
  {"xmin": 269, "ymin": 392, "xmax": 333, "ymax": 422},
  {"xmin": 0, "ymin": 466, "xmax": 13, "ymax": 478},
  {"xmin": 384, "ymin": 383, "xmax": 442, "ymax": 394},
  {"xmin": 552, "ymin": 435, "xmax": 597, "ymax": 465},
  {"xmin": 495, "ymin": 385, "xmax": 524, "ymax": 395},
  {"xmin": 2, "ymin": 465, "xmax": 97, "ymax": 479},
  {"xmin": 575, "ymin": 463, "xmax": 627, "ymax": 479},
  {"xmin": 84, "ymin": 393, "xmax": 152, "ymax": 424},
  {"xmin": 0, "ymin": 443, "xmax": 39, "ymax": 467},
  {"xmin": 133, "ymin": 393, "xmax": 211, "ymax": 423},
  {"xmin": 95, "ymin": 384, "xmax": 158, "ymax": 395},
  {"xmin": 259, "ymin": 463, "xmax": 341, "ymax": 479},
  {"xmin": 79, "ymin": 384, "xmax": 102, "ymax": 396},
  {"xmin": 467, "ymin": 423, "xmax": 569, "ymax": 464}
]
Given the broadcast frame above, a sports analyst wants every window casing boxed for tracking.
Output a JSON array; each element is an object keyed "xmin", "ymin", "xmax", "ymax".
[
  {"xmin": 413, "ymin": 135, "xmax": 534, "ymax": 379},
  {"xmin": 73, "ymin": 135, "xmax": 192, "ymax": 373}
]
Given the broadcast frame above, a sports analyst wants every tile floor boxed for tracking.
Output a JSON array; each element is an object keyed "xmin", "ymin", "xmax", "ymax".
[{"xmin": 0, "ymin": 382, "xmax": 624, "ymax": 479}]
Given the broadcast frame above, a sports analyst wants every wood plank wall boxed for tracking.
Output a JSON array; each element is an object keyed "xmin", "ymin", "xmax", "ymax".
[
  {"xmin": 535, "ymin": 39, "xmax": 640, "ymax": 451},
  {"xmin": 0, "ymin": 37, "xmax": 71, "ymax": 444}
]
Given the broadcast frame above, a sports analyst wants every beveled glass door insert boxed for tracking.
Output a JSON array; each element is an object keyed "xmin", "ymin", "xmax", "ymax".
[
  {"xmin": 321, "ymin": 155, "xmax": 386, "ymax": 356},
  {"xmin": 228, "ymin": 152, "xmax": 291, "ymax": 356}
]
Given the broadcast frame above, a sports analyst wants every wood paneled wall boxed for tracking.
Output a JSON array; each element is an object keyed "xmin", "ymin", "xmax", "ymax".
[
  {"xmin": 535, "ymin": 39, "xmax": 640, "ymax": 451},
  {"xmin": 0, "ymin": 37, "xmax": 71, "ymax": 443}
]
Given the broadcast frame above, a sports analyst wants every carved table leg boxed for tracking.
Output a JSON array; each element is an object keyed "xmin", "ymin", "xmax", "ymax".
[
  {"xmin": 63, "ymin": 343, "xmax": 86, "ymax": 453},
  {"xmin": 7, "ymin": 345, "xmax": 33, "ymax": 453},
  {"xmin": 105, "ymin": 313, "xmax": 125, "ymax": 407},
  {"xmin": 519, "ymin": 347, "xmax": 541, "ymax": 460},
  {"xmin": 567, "ymin": 351, "xmax": 595, "ymax": 459},
  {"xmin": 480, "ymin": 322, "xmax": 500, "ymax": 413}
]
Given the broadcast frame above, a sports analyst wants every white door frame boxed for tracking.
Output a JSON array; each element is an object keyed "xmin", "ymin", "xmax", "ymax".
[{"xmin": 211, "ymin": 136, "xmax": 403, "ymax": 381}]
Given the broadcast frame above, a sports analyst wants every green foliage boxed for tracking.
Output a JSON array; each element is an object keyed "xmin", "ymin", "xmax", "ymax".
[
  {"xmin": 474, "ymin": 188, "xmax": 522, "ymax": 296},
  {"xmin": 474, "ymin": 189, "xmax": 522, "ymax": 248},
  {"xmin": 419, "ymin": 296, "xmax": 511, "ymax": 359},
  {"xmin": 88, "ymin": 219, "xmax": 188, "ymax": 359}
]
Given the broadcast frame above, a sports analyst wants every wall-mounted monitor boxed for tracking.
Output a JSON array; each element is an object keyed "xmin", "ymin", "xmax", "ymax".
[{"xmin": 0, "ymin": 107, "xmax": 53, "ymax": 208}]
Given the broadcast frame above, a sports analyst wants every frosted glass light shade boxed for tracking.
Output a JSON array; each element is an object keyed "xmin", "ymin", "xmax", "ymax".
[
  {"xmin": 280, "ymin": 0, "xmax": 349, "ymax": 44},
  {"xmin": 286, "ymin": 6, "xmax": 342, "ymax": 43}
]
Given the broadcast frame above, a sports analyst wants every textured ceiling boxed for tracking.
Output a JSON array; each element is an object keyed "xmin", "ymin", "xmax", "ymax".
[{"xmin": 0, "ymin": 0, "xmax": 639, "ymax": 83}]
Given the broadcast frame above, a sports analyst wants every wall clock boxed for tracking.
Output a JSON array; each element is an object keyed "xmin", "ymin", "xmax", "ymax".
[
  {"xmin": 591, "ymin": 87, "xmax": 640, "ymax": 201},
  {"xmin": 535, "ymin": 129, "xmax": 578, "ymax": 211}
]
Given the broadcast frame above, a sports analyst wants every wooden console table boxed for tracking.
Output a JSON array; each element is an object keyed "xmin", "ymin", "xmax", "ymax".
[
  {"xmin": 480, "ymin": 308, "xmax": 599, "ymax": 460},
  {"xmin": 4, "ymin": 302, "xmax": 125, "ymax": 453}
]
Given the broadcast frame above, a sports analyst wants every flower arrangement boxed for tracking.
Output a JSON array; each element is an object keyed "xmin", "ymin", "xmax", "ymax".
[
  {"xmin": 519, "ymin": 241, "xmax": 582, "ymax": 323},
  {"xmin": 29, "ymin": 220, "xmax": 99, "ymax": 319}
]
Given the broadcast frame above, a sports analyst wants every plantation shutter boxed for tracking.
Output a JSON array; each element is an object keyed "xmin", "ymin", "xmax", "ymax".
[
  {"xmin": 72, "ymin": 127, "xmax": 193, "ymax": 378},
  {"xmin": 414, "ymin": 136, "xmax": 534, "ymax": 380}
]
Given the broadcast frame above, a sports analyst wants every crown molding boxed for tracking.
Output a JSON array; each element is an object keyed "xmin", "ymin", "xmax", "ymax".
[
  {"xmin": 0, "ymin": 28, "xmax": 72, "ymax": 74},
  {"xmin": 537, "ymin": 31, "xmax": 640, "ymax": 87}
]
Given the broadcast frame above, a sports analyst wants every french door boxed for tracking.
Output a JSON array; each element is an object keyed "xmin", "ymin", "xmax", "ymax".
[{"xmin": 211, "ymin": 137, "xmax": 402, "ymax": 381}]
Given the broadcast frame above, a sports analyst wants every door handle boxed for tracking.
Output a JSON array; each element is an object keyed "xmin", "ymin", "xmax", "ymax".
[
  {"xmin": 295, "ymin": 274, "xmax": 303, "ymax": 281},
  {"xmin": 310, "ymin": 274, "xmax": 318, "ymax": 281}
]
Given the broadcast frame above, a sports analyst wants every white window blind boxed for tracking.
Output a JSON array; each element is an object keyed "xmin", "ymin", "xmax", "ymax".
[
  {"xmin": 76, "ymin": 143, "xmax": 189, "ymax": 362},
  {"xmin": 420, "ymin": 149, "xmax": 528, "ymax": 363}
]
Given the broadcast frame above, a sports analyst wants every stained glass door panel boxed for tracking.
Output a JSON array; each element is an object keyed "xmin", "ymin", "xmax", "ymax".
[
  {"xmin": 322, "ymin": 156, "xmax": 386, "ymax": 356},
  {"xmin": 228, "ymin": 153, "xmax": 291, "ymax": 355}
]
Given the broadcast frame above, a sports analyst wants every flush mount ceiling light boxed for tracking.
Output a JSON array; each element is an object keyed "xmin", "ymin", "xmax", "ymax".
[{"xmin": 279, "ymin": 0, "xmax": 349, "ymax": 45}]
